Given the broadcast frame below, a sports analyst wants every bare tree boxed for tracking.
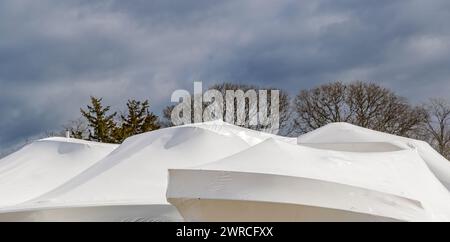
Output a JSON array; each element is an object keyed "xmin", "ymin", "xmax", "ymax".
[
  {"xmin": 62, "ymin": 118, "xmax": 89, "ymax": 139},
  {"xmin": 163, "ymin": 82, "xmax": 293, "ymax": 135},
  {"xmin": 294, "ymin": 81, "xmax": 428, "ymax": 137},
  {"xmin": 424, "ymin": 98, "xmax": 450, "ymax": 159},
  {"xmin": 209, "ymin": 83, "xmax": 292, "ymax": 135},
  {"xmin": 294, "ymin": 82, "xmax": 350, "ymax": 133}
]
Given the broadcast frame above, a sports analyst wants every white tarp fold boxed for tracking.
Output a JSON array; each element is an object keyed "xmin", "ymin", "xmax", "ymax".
[
  {"xmin": 0, "ymin": 138, "xmax": 117, "ymax": 208},
  {"xmin": 167, "ymin": 136, "xmax": 450, "ymax": 222},
  {"xmin": 0, "ymin": 121, "xmax": 294, "ymax": 221},
  {"xmin": 297, "ymin": 123, "xmax": 450, "ymax": 190},
  {"xmin": 1, "ymin": 122, "xmax": 449, "ymax": 222}
]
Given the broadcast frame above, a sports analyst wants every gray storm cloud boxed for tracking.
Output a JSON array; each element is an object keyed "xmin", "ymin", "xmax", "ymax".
[{"xmin": 1, "ymin": 0, "xmax": 450, "ymax": 154}]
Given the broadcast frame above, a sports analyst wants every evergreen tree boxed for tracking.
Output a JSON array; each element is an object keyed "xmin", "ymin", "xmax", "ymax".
[
  {"xmin": 114, "ymin": 99, "xmax": 160, "ymax": 142},
  {"xmin": 80, "ymin": 96, "xmax": 117, "ymax": 143}
]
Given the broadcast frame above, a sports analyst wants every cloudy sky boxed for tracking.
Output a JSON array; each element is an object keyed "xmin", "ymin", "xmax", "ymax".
[{"xmin": 1, "ymin": 0, "xmax": 450, "ymax": 154}]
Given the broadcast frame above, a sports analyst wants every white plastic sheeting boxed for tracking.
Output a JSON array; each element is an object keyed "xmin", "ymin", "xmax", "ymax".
[
  {"xmin": 0, "ymin": 204, "xmax": 180, "ymax": 222},
  {"xmin": 2, "ymin": 121, "xmax": 449, "ymax": 222},
  {"xmin": 0, "ymin": 138, "xmax": 117, "ymax": 208},
  {"xmin": 0, "ymin": 121, "xmax": 295, "ymax": 221},
  {"xmin": 297, "ymin": 123, "xmax": 450, "ymax": 190},
  {"xmin": 167, "ymin": 128, "xmax": 450, "ymax": 221}
]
